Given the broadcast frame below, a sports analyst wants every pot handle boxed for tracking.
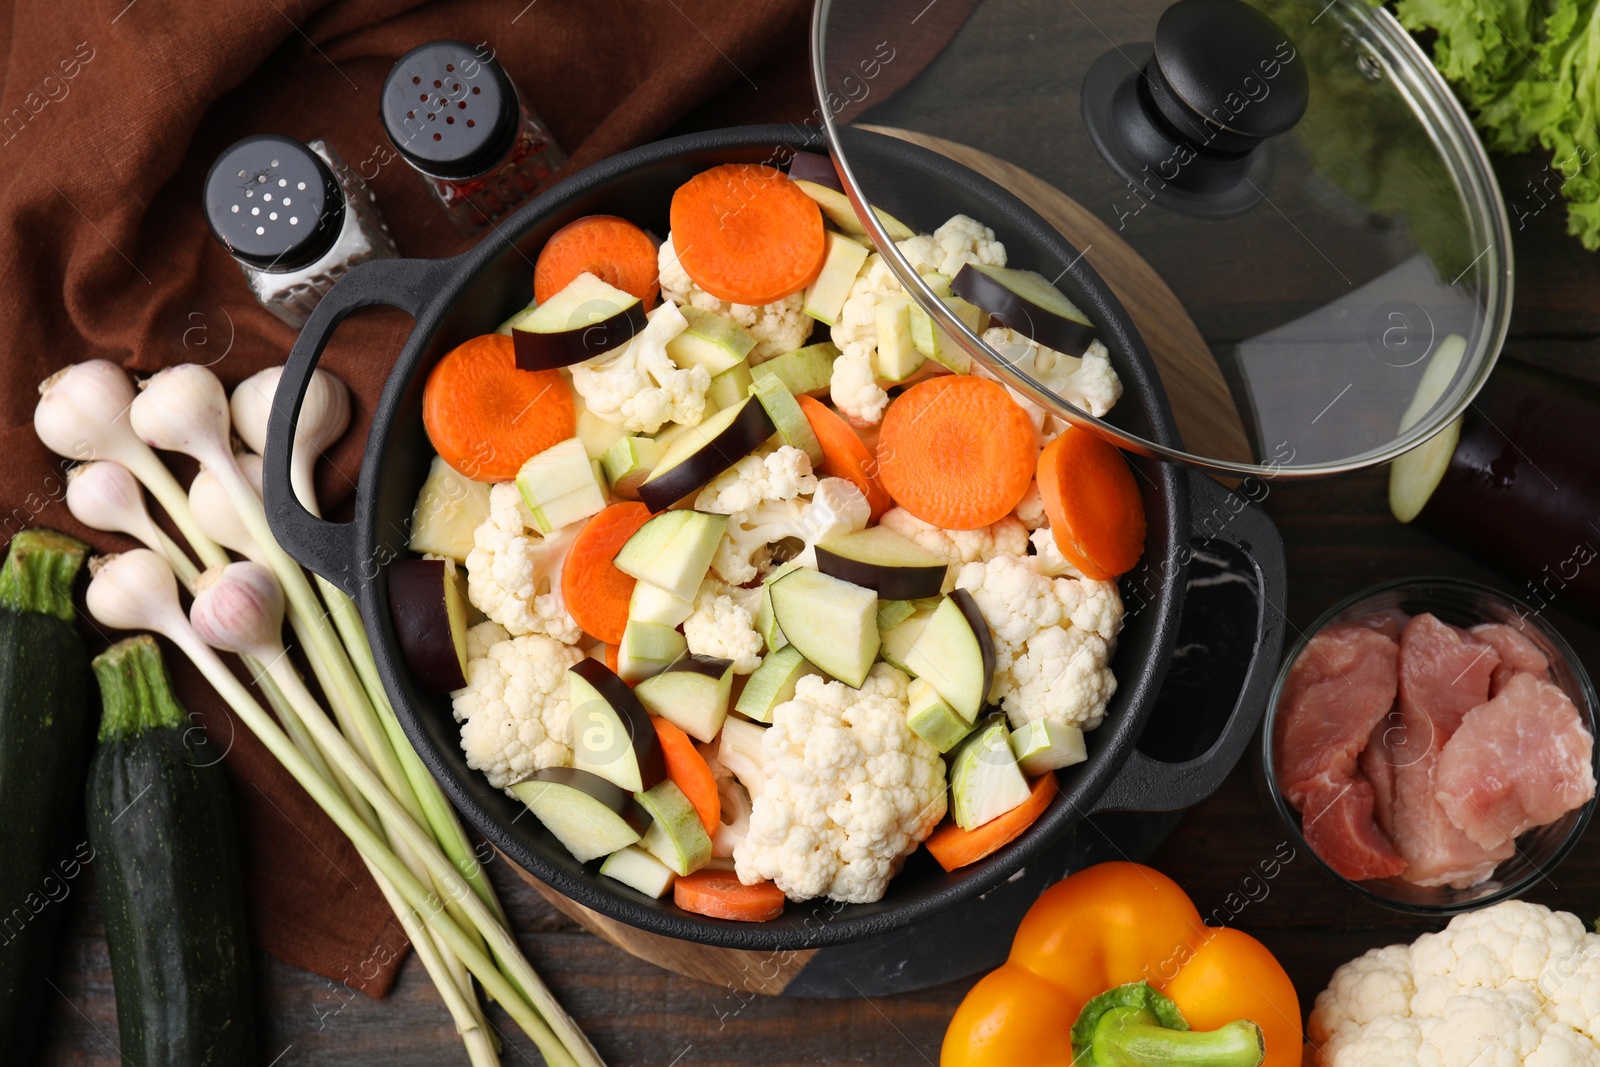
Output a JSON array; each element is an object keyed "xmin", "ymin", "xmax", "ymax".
[
  {"xmin": 1089, "ymin": 469, "xmax": 1288, "ymax": 815},
  {"xmin": 264, "ymin": 255, "xmax": 447, "ymax": 597}
]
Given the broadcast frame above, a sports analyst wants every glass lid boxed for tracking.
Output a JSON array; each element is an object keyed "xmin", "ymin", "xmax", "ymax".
[{"xmin": 810, "ymin": 0, "xmax": 1512, "ymax": 476}]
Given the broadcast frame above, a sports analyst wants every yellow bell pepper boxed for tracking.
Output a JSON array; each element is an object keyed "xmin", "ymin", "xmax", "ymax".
[{"xmin": 941, "ymin": 862, "xmax": 1301, "ymax": 1067}]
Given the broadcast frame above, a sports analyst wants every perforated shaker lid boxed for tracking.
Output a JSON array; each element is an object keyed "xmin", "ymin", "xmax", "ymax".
[
  {"xmin": 204, "ymin": 135, "xmax": 344, "ymax": 271},
  {"xmin": 813, "ymin": 0, "xmax": 1514, "ymax": 476},
  {"xmin": 381, "ymin": 40, "xmax": 519, "ymax": 181}
]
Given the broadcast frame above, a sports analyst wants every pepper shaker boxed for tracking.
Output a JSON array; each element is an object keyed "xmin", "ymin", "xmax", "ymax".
[
  {"xmin": 380, "ymin": 40, "xmax": 566, "ymax": 235},
  {"xmin": 204, "ymin": 134, "xmax": 398, "ymax": 329}
]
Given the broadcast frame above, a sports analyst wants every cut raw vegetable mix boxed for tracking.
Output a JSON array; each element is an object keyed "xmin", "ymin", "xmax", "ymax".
[{"xmin": 416, "ymin": 150, "xmax": 1148, "ymax": 916}]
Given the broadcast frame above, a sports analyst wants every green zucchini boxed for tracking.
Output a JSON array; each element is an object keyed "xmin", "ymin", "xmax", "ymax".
[
  {"xmin": 0, "ymin": 529, "xmax": 91, "ymax": 1062},
  {"xmin": 87, "ymin": 635, "xmax": 256, "ymax": 1066}
]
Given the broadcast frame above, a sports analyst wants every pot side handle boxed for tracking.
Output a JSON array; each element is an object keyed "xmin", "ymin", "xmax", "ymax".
[
  {"xmin": 264, "ymin": 255, "xmax": 446, "ymax": 598},
  {"xmin": 1089, "ymin": 469, "xmax": 1288, "ymax": 815}
]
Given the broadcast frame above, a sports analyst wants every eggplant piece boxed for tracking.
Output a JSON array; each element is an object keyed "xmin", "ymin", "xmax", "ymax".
[
  {"xmin": 815, "ymin": 526, "xmax": 948, "ymax": 600},
  {"xmin": 634, "ymin": 655, "xmax": 735, "ymax": 742},
  {"xmin": 951, "ymin": 263, "xmax": 1097, "ymax": 357},
  {"xmin": 1404, "ymin": 359, "xmax": 1600, "ymax": 619},
  {"xmin": 787, "ymin": 150, "xmax": 844, "ymax": 192},
  {"xmin": 568, "ymin": 659, "xmax": 667, "ymax": 793},
  {"xmin": 768, "ymin": 568, "xmax": 880, "ymax": 688},
  {"xmin": 387, "ymin": 558, "xmax": 471, "ymax": 693},
  {"xmin": 901, "ymin": 590, "xmax": 996, "ymax": 722},
  {"xmin": 636, "ymin": 397, "xmax": 776, "ymax": 511},
  {"xmin": 509, "ymin": 273, "xmax": 647, "ymax": 371},
  {"xmin": 510, "ymin": 768, "xmax": 651, "ymax": 863}
]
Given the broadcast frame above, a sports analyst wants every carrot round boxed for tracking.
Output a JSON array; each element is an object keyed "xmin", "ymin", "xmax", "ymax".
[
  {"xmin": 875, "ymin": 376, "xmax": 1038, "ymax": 530},
  {"xmin": 534, "ymin": 215, "xmax": 659, "ymax": 309},
  {"xmin": 926, "ymin": 773, "xmax": 1057, "ymax": 872},
  {"xmin": 1037, "ymin": 426, "xmax": 1146, "ymax": 580},
  {"xmin": 422, "ymin": 334, "xmax": 574, "ymax": 482},
  {"xmin": 652, "ymin": 717, "xmax": 719, "ymax": 837},
  {"xmin": 796, "ymin": 395, "xmax": 892, "ymax": 520},
  {"xmin": 561, "ymin": 502, "xmax": 651, "ymax": 644},
  {"xmin": 673, "ymin": 870, "xmax": 786, "ymax": 922},
  {"xmin": 669, "ymin": 164, "xmax": 826, "ymax": 305}
]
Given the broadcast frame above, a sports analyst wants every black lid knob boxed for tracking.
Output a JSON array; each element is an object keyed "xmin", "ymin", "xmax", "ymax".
[
  {"xmin": 204, "ymin": 135, "xmax": 345, "ymax": 271},
  {"xmin": 1151, "ymin": 0, "xmax": 1309, "ymax": 151},
  {"xmin": 381, "ymin": 40, "xmax": 519, "ymax": 181}
]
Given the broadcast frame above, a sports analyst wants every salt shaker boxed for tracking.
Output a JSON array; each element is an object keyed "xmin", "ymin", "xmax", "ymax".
[
  {"xmin": 380, "ymin": 40, "xmax": 566, "ymax": 235},
  {"xmin": 203, "ymin": 134, "xmax": 398, "ymax": 329}
]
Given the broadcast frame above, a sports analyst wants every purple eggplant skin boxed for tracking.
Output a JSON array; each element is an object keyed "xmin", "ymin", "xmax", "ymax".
[
  {"xmin": 814, "ymin": 546, "xmax": 946, "ymax": 600},
  {"xmin": 519, "ymin": 767, "xmax": 652, "ymax": 836},
  {"xmin": 950, "ymin": 265, "xmax": 1096, "ymax": 358},
  {"xmin": 387, "ymin": 559, "xmax": 466, "ymax": 694},
  {"xmin": 636, "ymin": 399, "xmax": 776, "ymax": 511},
  {"xmin": 1415, "ymin": 360, "xmax": 1600, "ymax": 620},
  {"xmin": 512, "ymin": 299, "xmax": 647, "ymax": 372},
  {"xmin": 949, "ymin": 587, "xmax": 998, "ymax": 698},
  {"xmin": 569, "ymin": 658, "xmax": 667, "ymax": 791},
  {"xmin": 787, "ymin": 151, "xmax": 844, "ymax": 192},
  {"xmin": 666, "ymin": 654, "xmax": 734, "ymax": 681}
]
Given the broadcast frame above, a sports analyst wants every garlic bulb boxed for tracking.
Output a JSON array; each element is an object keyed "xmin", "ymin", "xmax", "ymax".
[
  {"xmin": 190, "ymin": 562, "xmax": 286, "ymax": 662},
  {"xmin": 230, "ymin": 366, "xmax": 351, "ymax": 516}
]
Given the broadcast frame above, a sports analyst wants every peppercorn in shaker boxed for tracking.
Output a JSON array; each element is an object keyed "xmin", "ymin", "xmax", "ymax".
[
  {"xmin": 204, "ymin": 134, "xmax": 398, "ymax": 329},
  {"xmin": 380, "ymin": 40, "xmax": 566, "ymax": 235}
]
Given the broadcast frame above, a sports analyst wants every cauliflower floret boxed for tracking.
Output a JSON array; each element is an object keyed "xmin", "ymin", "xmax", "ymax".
[
  {"xmin": 465, "ymin": 482, "xmax": 583, "ymax": 643},
  {"xmin": 829, "ymin": 346, "xmax": 891, "ymax": 426},
  {"xmin": 693, "ymin": 446, "xmax": 817, "ymax": 515},
  {"xmin": 683, "ymin": 578, "xmax": 764, "ymax": 674},
  {"xmin": 451, "ymin": 621, "xmax": 583, "ymax": 792},
  {"xmin": 1029, "ymin": 525, "xmax": 1085, "ymax": 578},
  {"xmin": 658, "ymin": 235, "xmax": 811, "ymax": 362},
  {"xmin": 1307, "ymin": 901, "xmax": 1600, "ymax": 1067},
  {"xmin": 706, "ymin": 476, "xmax": 871, "ymax": 585},
  {"xmin": 724, "ymin": 664, "xmax": 946, "ymax": 903},
  {"xmin": 896, "ymin": 214, "xmax": 1007, "ymax": 278},
  {"xmin": 955, "ymin": 555, "xmax": 1122, "ymax": 730},
  {"xmin": 1014, "ymin": 482, "xmax": 1048, "ymax": 530},
  {"xmin": 982, "ymin": 328, "xmax": 1122, "ymax": 421},
  {"xmin": 570, "ymin": 300, "xmax": 710, "ymax": 433},
  {"xmin": 877, "ymin": 506, "xmax": 1028, "ymax": 567}
]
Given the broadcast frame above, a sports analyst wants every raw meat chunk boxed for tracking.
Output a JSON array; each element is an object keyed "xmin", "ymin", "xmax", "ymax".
[
  {"xmin": 1435, "ymin": 672, "xmax": 1595, "ymax": 850},
  {"xmin": 1299, "ymin": 775, "xmax": 1406, "ymax": 880},
  {"xmin": 1275, "ymin": 623, "xmax": 1400, "ymax": 808},
  {"xmin": 1361, "ymin": 714, "xmax": 1397, "ymax": 837},
  {"xmin": 1355, "ymin": 608, "xmax": 1410, "ymax": 642},
  {"xmin": 1388, "ymin": 614, "xmax": 1510, "ymax": 888},
  {"xmin": 1469, "ymin": 622, "xmax": 1551, "ymax": 695}
]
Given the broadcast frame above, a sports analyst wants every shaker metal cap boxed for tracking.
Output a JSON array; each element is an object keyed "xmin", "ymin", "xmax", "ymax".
[
  {"xmin": 381, "ymin": 40, "xmax": 519, "ymax": 180},
  {"xmin": 204, "ymin": 134, "xmax": 344, "ymax": 270}
]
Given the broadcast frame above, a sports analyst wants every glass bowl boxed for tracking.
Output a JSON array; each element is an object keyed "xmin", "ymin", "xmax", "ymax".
[{"xmin": 1258, "ymin": 577, "xmax": 1599, "ymax": 915}]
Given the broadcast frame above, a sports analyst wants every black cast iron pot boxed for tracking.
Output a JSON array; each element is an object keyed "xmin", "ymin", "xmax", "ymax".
[{"xmin": 264, "ymin": 124, "xmax": 1287, "ymax": 949}]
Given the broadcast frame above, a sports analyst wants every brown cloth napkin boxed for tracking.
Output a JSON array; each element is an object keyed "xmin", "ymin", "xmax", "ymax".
[{"xmin": 0, "ymin": 0, "xmax": 816, "ymax": 996}]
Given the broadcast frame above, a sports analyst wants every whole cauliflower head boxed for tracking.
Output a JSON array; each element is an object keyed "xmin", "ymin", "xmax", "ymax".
[
  {"xmin": 729, "ymin": 665, "xmax": 947, "ymax": 903},
  {"xmin": 659, "ymin": 235, "xmax": 811, "ymax": 363},
  {"xmin": 955, "ymin": 555, "xmax": 1122, "ymax": 730},
  {"xmin": 465, "ymin": 482, "xmax": 583, "ymax": 643},
  {"xmin": 451, "ymin": 621, "xmax": 583, "ymax": 792},
  {"xmin": 683, "ymin": 578, "xmax": 764, "ymax": 674},
  {"xmin": 1308, "ymin": 900, "xmax": 1600, "ymax": 1067},
  {"xmin": 570, "ymin": 300, "xmax": 710, "ymax": 433},
  {"xmin": 878, "ymin": 506, "xmax": 1029, "ymax": 568}
]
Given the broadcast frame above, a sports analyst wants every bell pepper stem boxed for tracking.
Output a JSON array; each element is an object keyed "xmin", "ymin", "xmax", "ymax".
[{"xmin": 1087, "ymin": 1006, "xmax": 1264, "ymax": 1067}]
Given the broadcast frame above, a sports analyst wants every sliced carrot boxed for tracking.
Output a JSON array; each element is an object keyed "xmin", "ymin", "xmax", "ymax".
[
  {"xmin": 422, "ymin": 334, "xmax": 574, "ymax": 482},
  {"xmin": 1036, "ymin": 426, "xmax": 1146, "ymax": 580},
  {"xmin": 534, "ymin": 215, "xmax": 659, "ymax": 309},
  {"xmin": 673, "ymin": 870, "xmax": 786, "ymax": 922},
  {"xmin": 561, "ymin": 502, "xmax": 652, "ymax": 644},
  {"xmin": 875, "ymin": 376, "xmax": 1038, "ymax": 530},
  {"xmin": 796, "ymin": 395, "xmax": 892, "ymax": 520},
  {"xmin": 669, "ymin": 164, "xmax": 826, "ymax": 305},
  {"xmin": 925, "ymin": 773, "xmax": 1057, "ymax": 872},
  {"xmin": 652, "ymin": 717, "xmax": 719, "ymax": 837},
  {"xmin": 604, "ymin": 643, "xmax": 620, "ymax": 675}
]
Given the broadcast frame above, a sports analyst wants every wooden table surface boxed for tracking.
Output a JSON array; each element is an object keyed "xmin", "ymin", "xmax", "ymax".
[{"xmin": 35, "ymin": 125, "xmax": 1600, "ymax": 1067}]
